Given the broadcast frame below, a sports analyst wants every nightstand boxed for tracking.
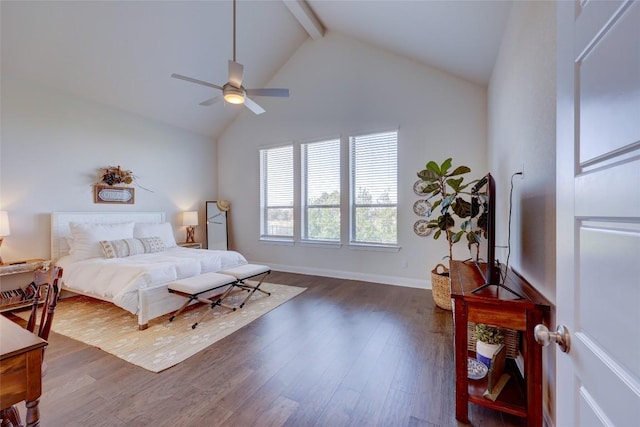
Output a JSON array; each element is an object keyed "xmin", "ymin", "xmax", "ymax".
[{"xmin": 178, "ymin": 242, "xmax": 202, "ymax": 249}]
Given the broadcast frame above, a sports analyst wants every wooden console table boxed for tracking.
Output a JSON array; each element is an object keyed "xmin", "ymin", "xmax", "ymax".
[
  {"xmin": 0, "ymin": 315, "xmax": 48, "ymax": 427},
  {"xmin": 450, "ymin": 260, "xmax": 550, "ymax": 426}
]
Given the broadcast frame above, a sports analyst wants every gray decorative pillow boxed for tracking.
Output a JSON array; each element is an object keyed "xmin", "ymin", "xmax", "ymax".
[
  {"xmin": 138, "ymin": 236, "xmax": 166, "ymax": 253},
  {"xmin": 100, "ymin": 237, "xmax": 164, "ymax": 258}
]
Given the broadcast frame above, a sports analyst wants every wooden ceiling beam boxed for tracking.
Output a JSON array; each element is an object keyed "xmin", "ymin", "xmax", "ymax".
[{"xmin": 282, "ymin": 0, "xmax": 324, "ymax": 40}]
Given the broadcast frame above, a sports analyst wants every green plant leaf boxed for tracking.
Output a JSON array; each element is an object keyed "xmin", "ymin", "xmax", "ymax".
[
  {"xmin": 417, "ymin": 169, "xmax": 438, "ymax": 181},
  {"xmin": 477, "ymin": 211, "xmax": 488, "ymax": 233},
  {"xmin": 423, "ymin": 183, "xmax": 440, "ymax": 194},
  {"xmin": 446, "ymin": 177, "xmax": 464, "ymax": 191},
  {"xmin": 434, "ymin": 229, "xmax": 442, "ymax": 239},
  {"xmin": 467, "ymin": 232, "xmax": 481, "ymax": 245},
  {"xmin": 426, "ymin": 161, "xmax": 441, "ymax": 175},
  {"xmin": 471, "ymin": 196, "xmax": 481, "ymax": 218},
  {"xmin": 438, "ymin": 213, "xmax": 454, "ymax": 230},
  {"xmin": 457, "ymin": 182, "xmax": 471, "ymax": 192},
  {"xmin": 475, "ymin": 324, "xmax": 504, "ymax": 344},
  {"xmin": 451, "ymin": 230, "xmax": 465, "ymax": 243},
  {"xmin": 440, "ymin": 158, "xmax": 453, "ymax": 175},
  {"xmin": 449, "ymin": 165, "xmax": 471, "ymax": 177},
  {"xmin": 452, "ymin": 197, "xmax": 472, "ymax": 218},
  {"xmin": 441, "ymin": 195, "xmax": 453, "ymax": 210},
  {"xmin": 431, "ymin": 199, "xmax": 442, "ymax": 211}
]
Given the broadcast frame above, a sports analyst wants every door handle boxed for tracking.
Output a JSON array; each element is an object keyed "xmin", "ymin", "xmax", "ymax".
[{"xmin": 534, "ymin": 324, "xmax": 571, "ymax": 353}]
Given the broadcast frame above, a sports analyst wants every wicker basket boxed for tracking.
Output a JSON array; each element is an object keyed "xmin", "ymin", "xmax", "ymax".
[
  {"xmin": 467, "ymin": 322, "xmax": 521, "ymax": 359},
  {"xmin": 431, "ymin": 263, "xmax": 452, "ymax": 310}
]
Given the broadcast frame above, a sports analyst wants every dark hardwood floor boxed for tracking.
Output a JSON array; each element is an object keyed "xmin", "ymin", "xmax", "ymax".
[{"xmin": 28, "ymin": 271, "xmax": 525, "ymax": 426}]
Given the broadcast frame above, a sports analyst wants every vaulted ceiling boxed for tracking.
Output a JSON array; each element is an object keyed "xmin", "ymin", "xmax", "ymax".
[{"xmin": 1, "ymin": 0, "xmax": 512, "ymax": 139}]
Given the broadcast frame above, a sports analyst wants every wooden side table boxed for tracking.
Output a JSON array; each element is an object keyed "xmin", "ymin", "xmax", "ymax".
[
  {"xmin": 0, "ymin": 259, "xmax": 51, "ymax": 313},
  {"xmin": 178, "ymin": 242, "xmax": 202, "ymax": 249},
  {"xmin": 450, "ymin": 260, "xmax": 550, "ymax": 426}
]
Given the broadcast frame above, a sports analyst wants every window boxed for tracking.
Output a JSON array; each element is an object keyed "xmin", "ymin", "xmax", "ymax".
[
  {"xmin": 350, "ymin": 131, "xmax": 398, "ymax": 245},
  {"xmin": 301, "ymin": 138, "xmax": 340, "ymax": 241},
  {"xmin": 260, "ymin": 130, "xmax": 398, "ymax": 247},
  {"xmin": 260, "ymin": 145, "xmax": 293, "ymax": 239}
]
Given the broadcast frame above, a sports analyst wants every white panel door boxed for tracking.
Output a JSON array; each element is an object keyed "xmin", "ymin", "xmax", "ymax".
[{"xmin": 556, "ymin": 1, "xmax": 640, "ymax": 426}]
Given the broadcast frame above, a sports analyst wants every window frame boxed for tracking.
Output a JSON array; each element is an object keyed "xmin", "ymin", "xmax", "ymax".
[
  {"xmin": 300, "ymin": 137, "xmax": 342, "ymax": 243},
  {"xmin": 259, "ymin": 129, "xmax": 399, "ymax": 250},
  {"xmin": 349, "ymin": 130, "xmax": 399, "ymax": 246},
  {"xmin": 259, "ymin": 144, "xmax": 294, "ymax": 241}
]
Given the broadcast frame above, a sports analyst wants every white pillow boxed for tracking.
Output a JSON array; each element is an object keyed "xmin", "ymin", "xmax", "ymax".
[
  {"xmin": 69, "ymin": 222, "xmax": 135, "ymax": 260},
  {"xmin": 134, "ymin": 222, "xmax": 177, "ymax": 248}
]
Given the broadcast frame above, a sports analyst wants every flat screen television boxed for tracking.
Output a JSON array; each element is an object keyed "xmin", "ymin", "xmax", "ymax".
[
  {"xmin": 471, "ymin": 173, "xmax": 524, "ymax": 298},
  {"xmin": 471, "ymin": 173, "xmax": 500, "ymax": 286}
]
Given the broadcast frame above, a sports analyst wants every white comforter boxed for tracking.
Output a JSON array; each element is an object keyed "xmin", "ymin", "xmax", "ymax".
[{"xmin": 57, "ymin": 247, "xmax": 247, "ymax": 314}]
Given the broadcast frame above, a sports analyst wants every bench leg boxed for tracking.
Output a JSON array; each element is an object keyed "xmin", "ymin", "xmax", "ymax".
[
  {"xmin": 191, "ymin": 286, "xmax": 238, "ymax": 329},
  {"xmin": 168, "ymin": 296, "xmax": 195, "ymax": 322},
  {"xmin": 237, "ymin": 271, "xmax": 271, "ymax": 308}
]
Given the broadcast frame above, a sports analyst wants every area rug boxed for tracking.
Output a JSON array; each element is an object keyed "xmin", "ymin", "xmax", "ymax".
[{"xmin": 22, "ymin": 282, "xmax": 305, "ymax": 373}]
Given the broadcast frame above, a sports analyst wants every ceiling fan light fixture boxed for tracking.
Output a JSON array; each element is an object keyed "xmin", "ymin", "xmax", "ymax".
[
  {"xmin": 223, "ymin": 86, "xmax": 245, "ymax": 104},
  {"xmin": 171, "ymin": 0, "xmax": 288, "ymax": 114}
]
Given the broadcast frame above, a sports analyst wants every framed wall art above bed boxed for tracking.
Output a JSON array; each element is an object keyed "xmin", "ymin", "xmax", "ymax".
[{"xmin": 93, "ymin": 185, "xmax": 135, "ymax": 204}]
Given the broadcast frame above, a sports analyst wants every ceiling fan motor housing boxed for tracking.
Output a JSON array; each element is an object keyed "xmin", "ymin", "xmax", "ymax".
[{"xmin": 223, "ymin": 84, "xmax": 245, "ymax": 104}]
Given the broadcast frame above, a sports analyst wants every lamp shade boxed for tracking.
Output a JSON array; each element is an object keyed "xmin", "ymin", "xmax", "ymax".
[
  {"xmin": 182, "ymin": 211, "xmax": 198, "ymax": 226},
  {"xmin": 0, "ymin": 211, "xmax": 10, "ymax": 236}
]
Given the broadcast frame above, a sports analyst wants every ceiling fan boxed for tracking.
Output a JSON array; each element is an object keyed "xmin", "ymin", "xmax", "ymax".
[{"xmin": 171, "ymin": 0, "xmax": 289, "ymax": 115}]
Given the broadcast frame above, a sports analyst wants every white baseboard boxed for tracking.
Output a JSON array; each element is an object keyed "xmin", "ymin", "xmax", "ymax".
[{"xmin": 248, "ymin": 261, "xmax": 430, "ymax": 290}]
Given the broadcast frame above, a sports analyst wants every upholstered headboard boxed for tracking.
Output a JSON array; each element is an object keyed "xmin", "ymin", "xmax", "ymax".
[{"xmin": 51, "ymin": 211, "xmax": 165, "ymax": 261}]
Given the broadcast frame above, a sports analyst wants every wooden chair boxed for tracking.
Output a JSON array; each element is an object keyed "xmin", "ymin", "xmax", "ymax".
[{"xmin": 0, "ymin": 266, "xmax": 62, "ymax": 427}]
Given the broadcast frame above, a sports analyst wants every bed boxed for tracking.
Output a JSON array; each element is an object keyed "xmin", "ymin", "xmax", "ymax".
[{"xmin": 51, "ymin": 212, "xmax": 247, "ymax": 329}]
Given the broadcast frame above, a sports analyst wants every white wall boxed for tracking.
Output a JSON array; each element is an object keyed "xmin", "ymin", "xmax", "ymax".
[
  {"xmin": 488, "ymin": 1, "xmax": 557, "ymax": 423},
  {"xmin": 0, "ymin": 75, "xmax": 217, "ymax": 287},
  {"xmin": 218, "ymin": 32, "xmax": 488, "ymax": 287},
  {"xmin": 489, "ymin": 0, "xmax": 556, "ymax": 302}
]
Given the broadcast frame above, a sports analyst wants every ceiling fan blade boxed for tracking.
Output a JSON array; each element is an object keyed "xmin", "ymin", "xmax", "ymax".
[
  {"xmin": 199, "ymin": 96, "xmax": 222, "ymax": 106},
  {"xmin": 228, "ymin": 60, "xmax": 244, "ymax": 87},
  {"xmin": 171, "ymin": 73, "xmax": 223, "ymax": 91},
  {"xmin": 245, "ymin": 88, "xmax": 290, "ymax": 98},
  {"xmin": 243, "ymin": 96, "xmax": 265, "ymax": 115}
]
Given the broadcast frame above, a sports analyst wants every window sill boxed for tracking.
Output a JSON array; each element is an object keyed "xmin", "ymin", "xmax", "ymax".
[
  {"xmin": 260, "ymin": 237, "xmax": 294, "ymax": 246},
  {"xmin": 298, "ymin": 240, "xmax": 342, "ymax": 249},
  {"xmin": 348, "ymin": 243, "xmax": 401, "ymax": 253}
]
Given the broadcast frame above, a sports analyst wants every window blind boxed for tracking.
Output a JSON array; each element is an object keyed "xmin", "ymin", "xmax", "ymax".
[
  {"xmin": 260, "ymin": 145, "xmax": 293, "ymax": 238},
  {"xmin": 301, "ymin": 138, "xmax": 340, "ymax": 241},
  {"xmin": 350, "ymin": 130, "xmax": 398, "ymax": 245}
]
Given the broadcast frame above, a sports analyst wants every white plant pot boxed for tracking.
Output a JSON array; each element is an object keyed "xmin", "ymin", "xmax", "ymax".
[{"xmin": 476, "ymin": 340, "xmax": 501, "ymax": 368}]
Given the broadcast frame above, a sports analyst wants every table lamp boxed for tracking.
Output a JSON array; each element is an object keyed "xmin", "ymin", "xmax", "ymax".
[
  {"xmin": 182, "ymin": 211, "xmax": 198, "ymax": 244},
  {"xmin": 0, "ymin": 211, "xmax": 10, "ymax": 264}
]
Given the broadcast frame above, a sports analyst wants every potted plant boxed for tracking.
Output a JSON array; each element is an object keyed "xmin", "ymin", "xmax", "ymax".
[
  {"xmin": 415, "ymin": 158, "xmax": 482, "ymax": 309},
  {"xmin": 474, "ymin": 323, "xmax": 504, "ymax": 368}
]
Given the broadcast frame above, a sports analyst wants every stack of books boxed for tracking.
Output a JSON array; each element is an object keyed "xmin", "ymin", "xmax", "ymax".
[{"xmin": 0, "ymin": 282, "xmax": 38, "ymax": 307}]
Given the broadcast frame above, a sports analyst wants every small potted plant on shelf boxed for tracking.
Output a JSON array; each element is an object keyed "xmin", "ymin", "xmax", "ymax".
[
  {"xmin": 415, "ymin": 158, "xmax": 482, "ymax": 310},
  {"xmin": 474, "ymin": 323, "xmax": 504, "ymax": 368}
]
